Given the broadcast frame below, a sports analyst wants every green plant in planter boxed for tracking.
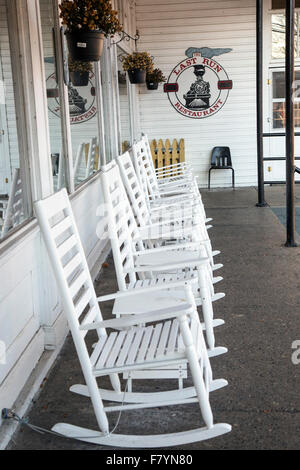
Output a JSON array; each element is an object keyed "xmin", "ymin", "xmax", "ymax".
[
  {"xmin": 120, "ymin": 52, "xmax": 154, "ymax": 84},
  {"xmin": 68, "ymin": 59, "xmax": 93, "ymax": 74},
  {"xmin": 59, "ymin": 0, "xmax": 122, "ymax": 61},
  {"xmin": 68, "ymin": 58, "xmax": 93, "ymax": 86},
  {"xmin": 146, "ymin": 68, "xmax": 166, "ymax": 90},
  {"xmin": 59, "ymin": 0, "xmax": 122, "ymax": 35}
]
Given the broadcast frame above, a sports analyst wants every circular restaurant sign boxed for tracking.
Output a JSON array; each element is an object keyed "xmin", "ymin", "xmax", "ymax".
[
  {"xmin": 46, "ymin": 72, "xmax": 97, "ymax": 124},
  {"xmin": 165, "ymin": 54, "xmax": 232, "ymax": 119}
]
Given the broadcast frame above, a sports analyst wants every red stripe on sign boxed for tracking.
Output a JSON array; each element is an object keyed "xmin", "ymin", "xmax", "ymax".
[
  {"xmin": 47, "ymin": 88, "xmax": 59, "ymax": 98},
  {"xmin": 218, "ymin": 80, "xmax": 233, "ymax": 90},
  {"xmin": 164, "ymin": 83, "xmax": 178, "ymax": 93}
]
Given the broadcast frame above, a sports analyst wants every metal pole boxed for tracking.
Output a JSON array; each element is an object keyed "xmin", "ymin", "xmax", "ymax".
[
  {"xmin": 285, "ymin": 0, "xmax": 297, "ymax": 246},
  {"xmin": 256, "ymin": 0, "xmax": 267, "ymax": 207}
]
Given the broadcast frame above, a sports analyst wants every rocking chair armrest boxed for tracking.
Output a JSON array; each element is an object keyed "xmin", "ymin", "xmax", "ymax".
[
  {"xmin": 133, "ymin": 242, "xmax": 205, "ymax": 255},
  {"xmin": 150, "ymin": 192, "xmax": 194, "ymax": 202},
  {"xmin": 150, "ymin": 200, "xmax": 198, "ymax": 212},
  {"xmin": 156, "ymin": 164, "xmax": 191, "ymax": 173},
  {"xmin": 155, "ymin": 161, "xmax": 190, "ymax": 169},
  {"xmin": 125, "ymin": 257, "xmax": 208, "ymax": 273},
  {"xmin": 96, "ymin": 278, "xmax": 198, "ymax": 303},
  {"xmin": 157, "ymin": 181, "xmax": 193, "ymax": 191},
  {"xmin": 149, "ymin": 189, "xmax": 191, "ymax": 199},
  {"xmin": 157, "ymin": 175, "xmax": 194, "ymax": 185},
  {"xmin": 138, "ymin": 217, "xmax": 197, "ymax": 233},
  {"xmin": 79, "ymin": 303, "xmax": 194, "ymax": 331},
  {"xmin": 150, "ymin": 209, "xmax": 198, "ymax": 222}
]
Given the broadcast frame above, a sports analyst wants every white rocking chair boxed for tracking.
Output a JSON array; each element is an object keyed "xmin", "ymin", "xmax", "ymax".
[
  {"xmin": 116, "ymin": 151, "xmax": 222, "ymax": 274},
  {"xmin": 34, "ymin": 188, "xmax": 231, "ymax": 448},
  {"xmin": 132, "ymin": 136, "xmax": 210, "ymax": 225},
  {"xmin": 100, "ymin": 162, "xmax": 226, "ymax": 356}
]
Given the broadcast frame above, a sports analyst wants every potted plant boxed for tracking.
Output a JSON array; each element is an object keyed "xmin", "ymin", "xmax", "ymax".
[
  {"xmin": 146, "ymin": 68, "xmax": 166, "ymax": 90},
  {"xmin": 120, "ymin": 52, "xmax": 154, "ymax": 84},
  {"xmin": 59, "ymin": 0, "xmax": 122, "ymax": 62},
  {"xmin": 68, "ymin": 59, "xmax": 93, "ymax": 86}
]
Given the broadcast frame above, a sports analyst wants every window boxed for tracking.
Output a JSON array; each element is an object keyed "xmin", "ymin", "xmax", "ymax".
[
  {"xmin": 272, "ymin": 13, "xmax": 300, "ymax": 59},
  {"xmin": 40, "ymin": 0, "xmax": 66, "ymax": 192},
  {"xmin": 272, "ymin": 70, "xmax": 300, "ymax": 129},
  {"xmin": 117, "ymin": 45, "xmax": 132, "ymax": 152},
  {"xmin": 69, "ymin": 62, "xmax": 101, "ymax": 187},
  {"xmin": 0, "ymin": 1, "xmax": 30, "ymax": 239}
]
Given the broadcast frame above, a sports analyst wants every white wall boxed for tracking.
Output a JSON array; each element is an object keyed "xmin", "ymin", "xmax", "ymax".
[{"xmin": 136, "ymin": 0, "xmax": 257, "ymax": 188}]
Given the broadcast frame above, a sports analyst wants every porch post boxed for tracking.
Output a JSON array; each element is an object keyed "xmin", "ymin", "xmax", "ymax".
[
  {"xmin": 285, "ymin": 0, "xmax": 297, "ymax": 246},
  {"xmin": 256, "ymin": 0, "xmax": 267, "ymax": 207}
]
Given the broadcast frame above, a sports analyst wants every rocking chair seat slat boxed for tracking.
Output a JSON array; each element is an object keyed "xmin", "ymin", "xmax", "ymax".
[
  {"xmin": 145, "ymin": 323, "xmax": 163, "ymax": 361},
  {"xmin": 115, "ymin": 329, "xmax": 136, "ymax": 367},
  {"xmin": 92, "ymin": 318, "xmax": 203, "ymax": 376},
  {"xmin": 136, "ymin": 326, "xmax": 154, "ymax": 362},
  {"xmin": 156, "ymin": 321, "xmax": 172, "ymax": 359},
  {"xmin": 89, "ymin": 335, "xmax": 107, "ymax": 366},
  {"xmin": 96, "ymin": 332, "xmax": 118, "ymax": 368},
  {"xmin": 125, "ymin": 328, "xmax": 146, "ymax": 365}
]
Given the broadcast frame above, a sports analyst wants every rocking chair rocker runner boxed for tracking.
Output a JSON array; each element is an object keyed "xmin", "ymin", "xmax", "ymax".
[{"xmin": 34, "ymin": 189, "xmax": 231, "ymax": 447}]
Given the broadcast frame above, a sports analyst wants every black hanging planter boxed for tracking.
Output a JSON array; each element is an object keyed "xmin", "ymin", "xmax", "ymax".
[
  {"xmin": 146, "ymin": 81, "xmax": 159, "ymax": 90},
  {"xmin": 127, "ymin": 69, "xmax": 146, "ymax": 84},
  {"xmin": 66, "ymin": 31, "xmax": 104, "ymax": 62},
  {"xmin": 69, "ymin": 71, "xmax": 90, "ymax": 86}
]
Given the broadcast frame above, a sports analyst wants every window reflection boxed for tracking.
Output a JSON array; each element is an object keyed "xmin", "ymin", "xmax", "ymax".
[
  {"xmin": 117, "ymin": 46, "xmax": 131, "ymax": 152},
  {"xmin": 0, "ymin": 0, "xmax": 28, "ymax": 239},
  {"xmin": 272, "ymin": 70, "xmax": 300, "ymax": 129}
]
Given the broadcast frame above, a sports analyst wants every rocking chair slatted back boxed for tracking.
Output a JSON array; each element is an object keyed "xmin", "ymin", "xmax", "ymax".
[
  {"xmin": 117, "ymin": 152, "xmax": 151, "ymax": 227},
  {"xmin": 35, "ymin": 189, "xmax": 105, "ymax": 339},
  {"xmin": 132, "ymin": 138, "xmax": 159, "ymax": 204},
  {"xmin": 101, "ymin": 162, "xmax": 144, "ymax": 290}
]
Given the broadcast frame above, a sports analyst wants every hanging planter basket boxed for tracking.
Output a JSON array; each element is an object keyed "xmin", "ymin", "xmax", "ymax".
[
  {"xmin": 127, "ymin": 69, "xmax": 146, "ymax": 84},
  {"xmin": 66, "ymin": 31, "xmax": 104, "ymax": 62},
  {"xmin": 146, "ymin": 81, "xmax": 159, "ymax": 90},
  {"xmin": 69, "ymin": 71, "xmax": 90, "ymax": 86}
]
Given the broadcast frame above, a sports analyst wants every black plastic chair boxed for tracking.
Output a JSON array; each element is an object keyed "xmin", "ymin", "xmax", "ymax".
[{"xmin": 208, "ymin": 147, "xmax": 235, "ymax": 189}]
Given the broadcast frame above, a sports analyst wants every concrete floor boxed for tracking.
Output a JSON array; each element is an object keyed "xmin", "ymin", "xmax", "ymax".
[{"xmin": 6, "ymin": 186, "xmax": 300, "ymax": 450}]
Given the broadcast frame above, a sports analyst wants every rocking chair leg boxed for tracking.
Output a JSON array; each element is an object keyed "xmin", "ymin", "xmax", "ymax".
[
  {"xmin": 178, "ymin": 315, "xmax": 213, "ymax": 429},
  {"xmin": 110, "ymin": 373, "xmax": 121, "ymax": 393},
  {"xmin": 196, "ymin": 267, "xmax": 215, "ymax": 350}
]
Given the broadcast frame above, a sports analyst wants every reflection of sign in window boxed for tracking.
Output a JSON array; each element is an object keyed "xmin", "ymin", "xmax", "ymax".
[
  {"xmin": 272, "ymin": 70, "xmax": 300, "ymax": 129},
  {"xmin": 46, "ymin": 72, "xmax": 97, "ymax": 124}
]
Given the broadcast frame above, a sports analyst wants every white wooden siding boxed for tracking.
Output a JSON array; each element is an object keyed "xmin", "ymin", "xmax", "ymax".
[{"xmin": 136, "ymin": 0, "xmax": 257, "ymax": 187}]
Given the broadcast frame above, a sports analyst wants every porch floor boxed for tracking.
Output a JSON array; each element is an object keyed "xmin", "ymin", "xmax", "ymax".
[{"xmin": 7, "ymin": 185, "xmax": 300, "ymax": 450}]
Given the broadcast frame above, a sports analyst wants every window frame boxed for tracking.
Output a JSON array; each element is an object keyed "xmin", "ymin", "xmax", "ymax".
[{"xmin": 270, "ymin": 67, "xmax": 300, "ymax": 130}]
